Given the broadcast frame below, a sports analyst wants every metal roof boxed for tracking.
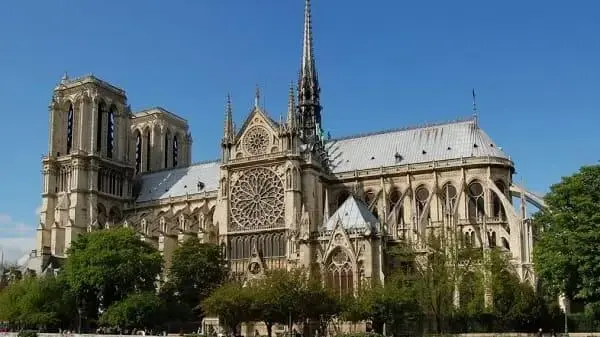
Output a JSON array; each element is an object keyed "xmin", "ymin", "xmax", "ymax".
[
  {"xmin": 326, "ymin": 118, "xmax": 508, "ymax": 173},
  {"xmin": 324, "ymin": 195, "xmax": 380, "ymax": 232},
  {"xmin": 135, "ymin": 161, "xmax": 220, "ymax": 203},
  {"xmin": 135, "ymin": 119, "xmax": 508, "ymax": 202}
]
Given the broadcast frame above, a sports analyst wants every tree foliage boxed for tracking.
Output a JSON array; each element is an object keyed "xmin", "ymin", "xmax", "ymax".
[
  {"xmin": 99, "ymin": 291, "xmax": 165, "ymax": 330},
  {"xmin": 62, "ymin": 227, "xmax": 163, "ymax": 318},
  {"xmin": 167, "ymin": 238, "xmax": 227, "ymax": 318},
  {"xmin": 534, "ymin": 165, "xmax": 600, "ymax": 307},
  {"xmin": 202, "ymin": 282, "xmax": 254, "ymax": 334},
  {"xmin": 0, "ymin": 275, "xmax": 75, "ymax": 329}
]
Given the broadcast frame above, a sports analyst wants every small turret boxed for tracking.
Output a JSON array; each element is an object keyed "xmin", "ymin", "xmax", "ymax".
[
  {"xmin": 221, "ymin": 94, "xmax": 235, "ymax": 163},
  {"xmin": 286, "ymin": 82, "xmax": 298, "ymax": 131}
]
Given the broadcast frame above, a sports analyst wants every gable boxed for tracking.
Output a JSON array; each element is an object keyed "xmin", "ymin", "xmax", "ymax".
[
  {"xmin": 324, "ymin": 195, "xmax": 380, "ymax": 232},
  {"xmin": 233, "ymin": 106, "xmax": 281, "ymax": 159}
]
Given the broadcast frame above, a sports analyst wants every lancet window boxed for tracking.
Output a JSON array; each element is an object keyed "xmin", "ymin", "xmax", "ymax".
[
  {"xmin": 56, "ymin": 165, "xmax": 72, "ymax": 192},
  {"xmin": 164, "ymin": 130, "xmax": 170, "ymax": 168},
  {"xmin": 415, "ymin": 186, "xmax": 430, "ymax": 221},
  {"xmin": 364, "ymin": 190, "xmax": 378, "ymax": 219},
  {"xmin": 97, "ymin": 168, "xmax": 125, "ymax": 197},
  {"xmin": 135, "ymin": 130, "xmax": 142, "ymax": 174},
  {"xmin": 145, "ymin": 129, "xmax": 151, "ymax": 171},
  {"xmin": 96, "ymin": 102, "xmax": 106, "ymax": 153},
  {"xmin": 440, "ymin": 182, "xmax": 458, "ymax": 217},
  {"xmin": 66, "ymin": 103, "xmax": 74, "ymax": 154},
  {"xmin": 326, "ymin": 248, "xmax": 354, "ymax": 297},
  {"xmin": 173, "ymin": 135, "xmax": 179, "ymax": 167},
  {"xmin": 227, "ymin": 231, "xmax": 287, "ymax": 260},
  {"xmin": 492, "ymin": 181, "xmax": 506, "ymax": 220},
  {"xmin": 107, "ymin": 106, "xmax": 116, "ymax": 159},
  {"xmin": 468, "ymin": 181, "xmax": 485, "ymax": 220}
]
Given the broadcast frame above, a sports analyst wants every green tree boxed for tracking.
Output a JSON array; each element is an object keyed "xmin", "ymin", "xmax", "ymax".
[
  {"xmin": 0, "ymin": 275, "xmax": 75, "ymax": 329},
  {"xmin": 202, "ymin": 282, "xmax": 253, "ymax": 335},
  {"xmin": 62, "ymin": 227, "xmax": 163, "ymax": 322},
  {"xmin": 248, "ymin": 268, "xmax": 340, "ymax": 337},
  {"xmin": 167, "ymin": 238, "xmax": 227, "ymax": 319},
  {"xmin": 533, "ymin": 165, "xmax": 600, "ymax": 307},
  {"xmin": 99, "ymin": 291, "xmax": 165, "ymax": 330},
  {"xmin": 342, "ymin": 278, "xmax": 419, "ymax": 335}
]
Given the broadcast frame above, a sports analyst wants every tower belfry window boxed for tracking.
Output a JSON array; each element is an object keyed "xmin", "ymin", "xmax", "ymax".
[
  {"xmin": 164, "ymin": 130, "xmax": 170, "ymax": 168},
  {"xmin": 66, "ymin": 103, "xmax": 74, "ymax": 154},
  {"xmin": 173, "ymin": 135, "xmax": 179, "ymax": 167},
  {"xmin": 135, "ymin": 130, "xmax": 142, "ymax": 174},
  {"xmin": 145, "ymin": 129, "xmax": 151, "ymax": 172},
  {"xmin": 96, "ymin": 102, "xmax": 106, "ymax": 153},
  {"xmin": 107, "ymin": 106, "xmax": 115, "ymax": 158}
]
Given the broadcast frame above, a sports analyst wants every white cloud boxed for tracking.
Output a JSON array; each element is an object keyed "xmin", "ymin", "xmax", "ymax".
[
  {"xmin": 0, "ymin": 237, "xmax": 35, "ymax": 263},
  {"xmin": 0, "ymin": 213, "xmax": 36, "ymax": 263}
]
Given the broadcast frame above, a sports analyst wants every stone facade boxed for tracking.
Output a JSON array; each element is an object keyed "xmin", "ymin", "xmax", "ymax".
[{"xmin": 26, "ymin": 0, "xmax": 545, "ymax": 298}]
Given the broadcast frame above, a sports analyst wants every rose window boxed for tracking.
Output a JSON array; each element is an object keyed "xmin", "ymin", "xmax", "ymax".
[
  {"xmin": 230, "ymin": 167, "xmax": 284, "ymax": 230},
  {"xmin": 243, "ymin": 126, "xmax": 270, "ymax": 156}
]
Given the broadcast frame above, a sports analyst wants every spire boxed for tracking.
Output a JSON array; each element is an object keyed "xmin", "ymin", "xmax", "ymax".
[
  {"xmin": 297, "ymin": 0, "xmax": 322, "ymax": 145},
  {"xmin": 301, "ymin": 0, "xmax": 317, "ymax": 87},
  {"xmin": 254, "ymin": 85, "xmax": 261, "ymax": 108},
  {"xmin": 286, "ymin": 81, "xmax": 297, "ymax": 129},
  {"xmin": 223, "ymin": 94, "xmax": 234, "ymax": 144},
  {"xmin": 472, "ymin": 88, "xmax": 478, "ymax": 127}
]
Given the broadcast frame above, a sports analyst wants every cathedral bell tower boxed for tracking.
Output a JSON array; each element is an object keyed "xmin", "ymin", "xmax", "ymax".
[{"xmin": 38, "ymin": 74, "xmax": 135, "ymax": 258}]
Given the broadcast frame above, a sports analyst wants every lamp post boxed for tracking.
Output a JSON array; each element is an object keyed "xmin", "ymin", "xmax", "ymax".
[{"xmin": 561, "ymin": 293, "xmax": 569, "ymax": 337}]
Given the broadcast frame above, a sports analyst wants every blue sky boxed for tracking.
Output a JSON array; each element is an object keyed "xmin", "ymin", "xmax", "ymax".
[{"xmin": 0, "ymin": 0, "xmax": 598, "ymax": 261}]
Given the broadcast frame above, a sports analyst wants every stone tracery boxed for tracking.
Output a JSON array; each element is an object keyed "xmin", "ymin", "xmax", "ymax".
[
  {"xmin": 230, "ymin": 167, "xmax": 284, "ymax": 231},
  {"xmin": 243, "ymin": 126, "xmax": 270, "ymax": 156}
]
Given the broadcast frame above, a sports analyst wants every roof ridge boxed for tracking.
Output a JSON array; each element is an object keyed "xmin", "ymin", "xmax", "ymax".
[
  {"xmin": 327, "ymin": 116, "xmax": 475, "ymax": 143},
  {"xmin": 137, "ymin": 159, "xmax": 220, "ymax": 177}
]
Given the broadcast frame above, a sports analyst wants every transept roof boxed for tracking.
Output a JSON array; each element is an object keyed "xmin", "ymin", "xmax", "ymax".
[{"xmin": 323, "ymin": 195, "xmax": 380, "ymax": 232}]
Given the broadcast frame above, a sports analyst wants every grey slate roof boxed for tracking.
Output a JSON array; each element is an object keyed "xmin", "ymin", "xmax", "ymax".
[
  {"xmin": 136, "ymin": 161, "xmax": 220, "ymax": 203},
  {"xmin": 326, "ymin": 118, "xmax": 508, "ymax": 173},
  {"xmin": 135, "ymin": 118, "xmax": 508, "ymax": 203},
  {"xmin": 324, "ymin": 195, "xmax": 380, "ymax": 232}
]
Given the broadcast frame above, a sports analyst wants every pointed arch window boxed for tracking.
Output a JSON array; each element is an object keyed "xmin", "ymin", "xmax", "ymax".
[
  {"xmin": 66, "ymin": 103, "xmax": 74, "ymax": 154},
  {"xmin": 468, "ymin": 181, "xmax": 485, "ymax": 220},
  {"xmin": 173, "ymin": 135, "xmax": 179, "ymax": 167},
  {"xmin": 106, "ymin": 106, "xmax": 116, "ymax": 158},
  {"xmin": 326, "ymin": 248, "xmax": 354, "ymax": 297},
  {"xmin": 364, "ymin": 190, "xmax": 379, "ymax": 219},
  {"xmin": 145, "ymin": 129, "xmax": 151, "ymax": 172},
  {"xmin": 164, "ymin": 130, "xmax": 170, "ymax": 168},
  {"xmin": 440, "ymin": 183, "xmax": 458, "ymax": 217},
  {"xmin": 493, "ymin": 181, "xmax": 506, "ymax": 220},
  {"xmin": 135, "ymin": 130, "xmax": 142, "ymax": 174},
  {"xmin": 96, "ymin": 102, "xmax": 106, "ymax": 153},
  {"xmin": 415, "ymin": 186, "xmax": 430, "ymax": 221},
  {"xmin": 388, "ymin": 188, "xmax": 404, "ymax": 225}
]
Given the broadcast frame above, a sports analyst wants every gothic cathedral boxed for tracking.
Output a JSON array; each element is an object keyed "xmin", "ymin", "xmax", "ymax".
[{"xmin": 27, "ymin": 0, "xmax": 544, "ymax": 299}]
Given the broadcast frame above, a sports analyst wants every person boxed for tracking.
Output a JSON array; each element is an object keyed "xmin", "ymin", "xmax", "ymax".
[{"xmin": 537, "ymin": 328, "xmax": 543, "ymax": 337}]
